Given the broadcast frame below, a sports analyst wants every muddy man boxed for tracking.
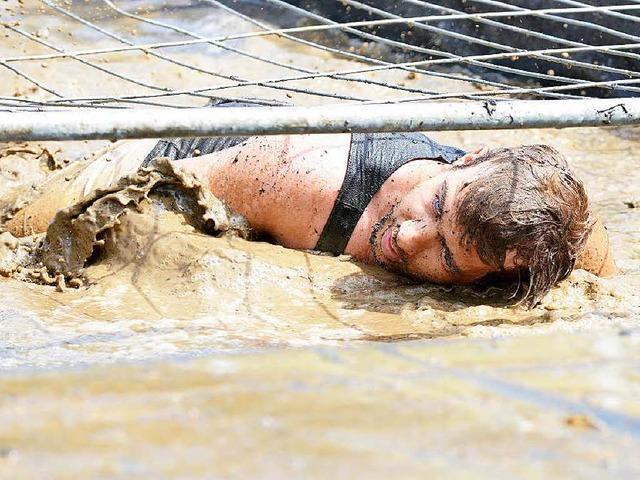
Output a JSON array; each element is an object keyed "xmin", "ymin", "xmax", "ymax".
[{"xmin": 5, "ymin": 129, "xmax": 615, "ymax": 306}]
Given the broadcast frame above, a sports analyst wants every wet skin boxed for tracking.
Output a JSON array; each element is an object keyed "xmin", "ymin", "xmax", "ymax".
[{"xmin": 178, "ymin": 136, "xmax": 614, "ymax": 283}]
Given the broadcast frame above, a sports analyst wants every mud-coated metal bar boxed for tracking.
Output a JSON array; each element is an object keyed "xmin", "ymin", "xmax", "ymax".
[{"xmin": 1, "ymin": 99, "xmax": 639, "ymax": 142}]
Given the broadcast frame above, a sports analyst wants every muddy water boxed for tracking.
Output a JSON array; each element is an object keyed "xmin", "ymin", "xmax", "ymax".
[
  {"xmin": 3, "ymin": 330, "xmax": 640, "ymax": 478},
  {"xmin": 1, "ymin": 1, "xmax": 638, "ymax": 369},
  {"xmin": 1, "ymin": 1, "xmax": 639, "ymax": 476},
  {"xmin": 1, "ymin": 125, "xmax": 638, "ymax": 369}
]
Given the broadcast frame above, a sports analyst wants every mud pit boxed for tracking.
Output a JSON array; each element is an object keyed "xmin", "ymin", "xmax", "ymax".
[
  {"xmin": 1, "ymin": 1, "xmax": 640, "ymax": 477},
  {"xmin": 0, "ymin": 128, "xmax": 638, "ymax": 368}
]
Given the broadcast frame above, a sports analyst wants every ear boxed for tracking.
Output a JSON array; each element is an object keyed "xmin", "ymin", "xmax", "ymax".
[{"xmin": 458, "ymin": 145, "xmax": 490, "ymax": 164}]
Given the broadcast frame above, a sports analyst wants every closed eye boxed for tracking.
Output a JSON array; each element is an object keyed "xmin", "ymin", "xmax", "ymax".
[
  {"xmin": 433, "ymin": 181, "xmax": 448, "ymax": 222},
  {"xmin": 432, "ymin": 193, "xmax": 443, "ymax": 220}
]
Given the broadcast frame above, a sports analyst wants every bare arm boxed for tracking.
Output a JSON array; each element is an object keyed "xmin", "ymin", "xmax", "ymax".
[{"xmin": 3, "ymin": 136, "xmax": 349, "ymax": 247}]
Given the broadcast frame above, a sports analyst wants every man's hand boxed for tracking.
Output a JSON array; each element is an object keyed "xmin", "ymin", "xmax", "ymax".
[
  {"xmin": 575, "ymin": 216, "xmax": 616, "ymax": 276},
  {"xmin": 457, "ymin": 146, "xmax": 490, "ymax": 165}
]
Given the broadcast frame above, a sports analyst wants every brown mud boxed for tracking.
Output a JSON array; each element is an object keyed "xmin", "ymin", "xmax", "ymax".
[
  {"xmin": 0, "ymin": 129, "xmax": 638, "ymax": 369},
  {"xmin": 39, "ymin": 157, "xmax": 250, "ymax": 278},
  {"xmin": 2, "ymin": 156, "xmax": 250, "ymax": 288},
  {"xmin": 1, "ymin": 2, "xmax": 639, "ymax": 476},
  {"xmin": 3, "ymin": 329, "xmax": 640, "ymax": 479},
  {"xmin": 1, "ymin": 0, "xmax": 639, "ymax": 365},
  {"xmin": 0, "ymin": 143, "xmax": 69, "ymax": 225}
]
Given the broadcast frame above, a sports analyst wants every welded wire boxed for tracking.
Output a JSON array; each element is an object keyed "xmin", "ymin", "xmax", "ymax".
[
  {"xmin": 334, "ymin": 0, "xmax": 640, "ymax": 95},
  {"xmin": 36, "ymin": 0, "xmax": 366, "ymax": 102},
  {"xmin": 99, "ymin": 0, "xmax": 447, "ymax": 99},
  {"xmin": 470, "ymin": 0, "xmax": 640, "ymax": 53},
  {"xmin": 1, "ymin": 0, "xmax": 639, "ymax": 136},
  {"xmin": 6, "ymin": 23, "xmax": 640, "ymax": 81},
  {"xmin": 405, "ymin": 0, "xmax": 640, "ymax": 71},
  {"xmin": 5, "ymin": 4, "xmax": 640, "ymax": 63},
  {"xmin": 205, "ymin": 0, "xmax": 533, "ymax": 99},
  {"xmin": 6, "ymin": 23, "xmax": 173, "ymax": 93},
  {"xmin": 253, "ymin": 0, "xmax": 640, "ymax": 96},
  {"xmin": 7, "ymin": 1, "xmax": 640, "ymax": 71},
  {"xmin": 0, "ymin": 59, "xmax": 63, "ymax": 98},
  {"xmin": 252, "ymin": 0, "xmax": 577, "ymax": 99}
]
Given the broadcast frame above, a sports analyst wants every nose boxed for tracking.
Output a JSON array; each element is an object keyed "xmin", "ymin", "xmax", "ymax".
[{"xmin": 395, "ymin": 219, "xmax": 439, "ymax": 257}]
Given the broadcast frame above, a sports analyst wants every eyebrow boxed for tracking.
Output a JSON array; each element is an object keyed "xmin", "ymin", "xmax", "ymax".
[
  {"xmin": 437, "ymin": 180, "xmax": 460, "ymax": 275},
  {"xmin": 438, "ymin": 180, "xmax": 448, "ymax": 222}
]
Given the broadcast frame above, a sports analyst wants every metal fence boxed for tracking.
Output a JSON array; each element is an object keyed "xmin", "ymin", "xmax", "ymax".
[{"xmin": 1, "ymin": 0, "xmax": 639, "ymax": 140}]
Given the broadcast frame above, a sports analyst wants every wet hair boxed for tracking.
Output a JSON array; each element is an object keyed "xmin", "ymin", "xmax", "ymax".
[{"xmin": 454, "ymin": 144, "xmax": 593, "ymax": 306}]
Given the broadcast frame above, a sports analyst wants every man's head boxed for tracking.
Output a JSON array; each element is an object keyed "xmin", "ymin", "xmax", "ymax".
[
  {"xmin": 454, "ymin": 144, "xmax": 593, "ymax": 305},
  {"xmin": 369, "ymin": 144, "xmax": 593, "ymax": 306}
]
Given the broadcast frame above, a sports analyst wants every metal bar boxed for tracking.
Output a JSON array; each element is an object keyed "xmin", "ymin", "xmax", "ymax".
[{"xmin": 2, "ymin": 99, "xmax": 638, "ymax": 142}]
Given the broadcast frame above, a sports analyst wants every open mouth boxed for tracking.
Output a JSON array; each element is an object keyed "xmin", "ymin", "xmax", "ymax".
[{"xmin": 381, "ymin": 227, "xmax": 401, "ymax": 263}]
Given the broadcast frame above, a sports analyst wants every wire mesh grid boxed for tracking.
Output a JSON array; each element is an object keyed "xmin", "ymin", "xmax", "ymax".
[{"xmin": 1, "ymin": 0, "xmax": 640, "ymax": 138}]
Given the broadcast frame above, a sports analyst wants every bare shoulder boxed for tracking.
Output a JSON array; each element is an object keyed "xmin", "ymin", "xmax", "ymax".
[{"xmin": 197, "ymin": 134, "xmax": 352, "ymax": 249}]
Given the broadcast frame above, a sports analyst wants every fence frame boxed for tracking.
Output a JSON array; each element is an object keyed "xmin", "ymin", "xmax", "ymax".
[{"xmin": 1, "ymin": 98, "xmax": 638, "ymax": 142}]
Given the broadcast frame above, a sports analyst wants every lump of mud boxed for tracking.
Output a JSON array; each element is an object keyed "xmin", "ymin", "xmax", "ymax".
[
  {"xmin": 38, "ymin": 157, "xmax": 251, "ymax": 280},
  {"xmin": 0, "ymin": 143, "xmax": 66, "ymax": 225},
  {"xmin": 0, "ymin": 232, "xmax": 32, "ymax": 276}
]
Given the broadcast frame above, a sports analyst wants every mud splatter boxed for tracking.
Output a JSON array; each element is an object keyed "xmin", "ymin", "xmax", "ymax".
[{"xmin": 35, "ymin": 157, "xmax": 250, "ymax": 280}]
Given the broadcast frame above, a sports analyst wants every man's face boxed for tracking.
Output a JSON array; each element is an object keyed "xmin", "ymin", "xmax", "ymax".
[{"xmin": 369, "ymin": 162, "xmax": 499, "ymax": 284}]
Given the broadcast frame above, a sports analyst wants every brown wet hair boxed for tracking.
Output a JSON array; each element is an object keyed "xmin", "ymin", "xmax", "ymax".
[{"xmin": 454, "ymin": 144, "xmax": 593, "ymax": 306}]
